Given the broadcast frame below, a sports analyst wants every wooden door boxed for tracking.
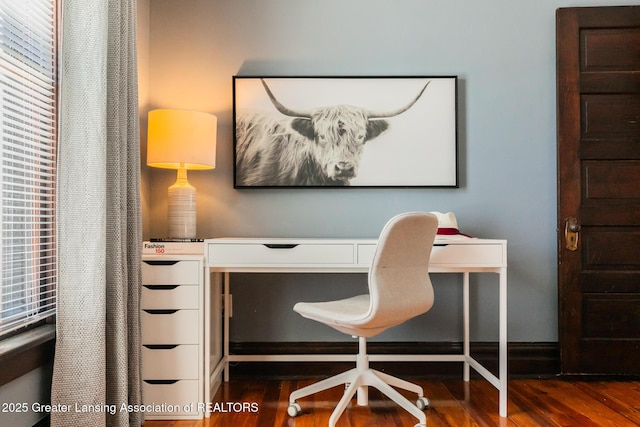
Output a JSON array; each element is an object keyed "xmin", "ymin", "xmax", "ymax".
[{"xmin": 557, "ymin": 6, "xmax": 640, "ymax": 375}]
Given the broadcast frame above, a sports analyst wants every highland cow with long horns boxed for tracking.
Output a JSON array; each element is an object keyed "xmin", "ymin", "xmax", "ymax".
[{"xmin": 235, "ymin": 79, "xmax": 430, "ymax": 187}]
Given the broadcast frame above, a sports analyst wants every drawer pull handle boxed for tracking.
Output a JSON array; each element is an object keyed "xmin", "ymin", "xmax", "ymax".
[
  {"xmin": 264, "ymin": 243, "xmax": 298, "ymax": 249},
  {"xmin": 143, "ymin": 309, "xmax": 179, "ymax": 315},
  {"xmin": 143, "ymin": 344, "xmax": 179, "ymax": 350},
  {"xmin": 143, "ymin": 285, "xmax": 179, "ymax": 290},
  {"xmin": 144, "ymin": 380, "xmax": 179, "ymax": 385},
  {"xmin": 143, "ymin": 260, "xmax": 180, "ymax": 266},
  {"xmin": 433, "ymin": 244, "xmax": 449, "ymax": 247}
]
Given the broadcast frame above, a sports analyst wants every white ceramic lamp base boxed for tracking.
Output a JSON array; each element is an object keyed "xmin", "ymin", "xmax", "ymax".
[{"xmin": 168, "ymin": 167, "xmax": 197, "ymax": 239}]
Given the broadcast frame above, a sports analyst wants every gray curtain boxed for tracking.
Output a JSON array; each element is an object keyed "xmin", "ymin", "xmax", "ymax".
[{"xmin": 51, "ymin": 0, "xmax": 142, "ymax": 426}]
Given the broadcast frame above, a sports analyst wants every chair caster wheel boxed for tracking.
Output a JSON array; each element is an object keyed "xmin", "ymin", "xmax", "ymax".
[
  {"xmin": 287, "ymin": 402, "xmax": 302, "ymax": 417},
  {"xmin": 416, "ymin": 396, "xmax": 430, "ymax": 410}
]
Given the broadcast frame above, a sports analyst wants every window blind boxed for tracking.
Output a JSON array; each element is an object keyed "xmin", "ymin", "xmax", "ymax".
[{"xmin": 0, "ymin": 0, "xmax": 57, "ymax": 336}]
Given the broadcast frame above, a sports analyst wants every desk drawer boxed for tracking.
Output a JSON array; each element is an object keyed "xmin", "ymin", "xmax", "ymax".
[
  {"xmin": 141, "ymin": 284, "xmax": 199, "ymax": 310},
  {"xmin": 431, "ymin": 242, "xmax": 505, "ymax": 266},
  {"xmin": 142, "ymin": 260, "xmax": 200, "ymax": 285},
  {"xmin": 207, "ymin": 243, "xmax": 354, "ymax": 265},
  {"xmin": 142, "ymin": 344, "xmax": 199, "ymax": 379},
  {"xmin": 357, "ymin": 241, "xmax": 505, "ymax": 267},
  {"xmin": 141, "ymin": 309, "xmax": 199, "ymax": 344}
]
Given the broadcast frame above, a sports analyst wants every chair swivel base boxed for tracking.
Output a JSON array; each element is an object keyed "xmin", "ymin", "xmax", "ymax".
[{"xmin": 287, "ymin": 366, "xmax": 429, "ymax": 427}]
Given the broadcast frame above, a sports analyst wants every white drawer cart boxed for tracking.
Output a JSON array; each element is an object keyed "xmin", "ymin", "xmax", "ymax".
[{"xmin": 141, "ymin": 254, "xmax": 218, "ymax": 419}]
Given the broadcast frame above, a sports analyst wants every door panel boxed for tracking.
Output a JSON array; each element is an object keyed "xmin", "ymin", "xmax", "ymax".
[
  {"xmin": 581, "ymin": 95, "xmax": 640, "ymax": 136},
  {"xmin": 583, "ymin": 229, "xmax": 640, "ymax": 268},
  {"xmin": 557, "ymin": 6, "xmax": 640, "ymax": 375},
  {"xmin": 581, "ymin": 29, "xmax": 640, "ymax": 70},
  {"xmin": 583, "ymin": 296, "xmax": 640, "ymax": 338},
  {"xmin": 583, "ymin": 162, "xmax": 640, "ymax": 199},
  {"xmin": 582, "ymin": 272, "xmax": 639, "ymax": 293}
]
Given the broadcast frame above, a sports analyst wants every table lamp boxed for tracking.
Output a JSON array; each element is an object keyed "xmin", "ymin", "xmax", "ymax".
[{"xmin": 147, "ymin": 109, "xmax": 217, "ymax": 239}]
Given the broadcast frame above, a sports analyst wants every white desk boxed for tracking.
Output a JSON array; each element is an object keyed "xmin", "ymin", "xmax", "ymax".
[{"xmin": 203, "ymin": 237, "xmax": 508, "ymax": 417}]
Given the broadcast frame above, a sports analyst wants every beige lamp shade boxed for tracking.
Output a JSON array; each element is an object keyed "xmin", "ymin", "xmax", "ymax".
[
  {"xmin": 147, "ymin": 109, "xmax": 217, "ymax": 170},
  {"xmin": 147, "ymin": 109, "xmax": 217, "ymax": 239}
]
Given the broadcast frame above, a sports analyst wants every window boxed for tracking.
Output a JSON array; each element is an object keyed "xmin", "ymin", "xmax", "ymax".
[{"xmin": 0, "ymin": 0, "xmax": 58, "ymax": 337}]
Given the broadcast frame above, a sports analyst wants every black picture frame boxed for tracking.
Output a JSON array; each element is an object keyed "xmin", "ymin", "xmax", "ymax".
[{"xmin": 233, "ymin": 76, "xmax": 458, "ymax": 188}]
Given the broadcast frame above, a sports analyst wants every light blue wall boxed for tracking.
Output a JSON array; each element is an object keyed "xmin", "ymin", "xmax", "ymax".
[{"xmin": 146, "ymin": 0, "xmax": 638, "ymax": 343}]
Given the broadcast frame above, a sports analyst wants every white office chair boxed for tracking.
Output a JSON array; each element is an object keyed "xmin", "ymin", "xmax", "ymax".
[{"xmin": 287, "ymin": 212, "xmax": 439, "ymax": 427}]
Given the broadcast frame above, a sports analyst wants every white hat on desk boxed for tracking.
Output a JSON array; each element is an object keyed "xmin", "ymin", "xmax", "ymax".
[{"xmin": 430, "ymin": 211, "xmax": 473, "ymax": 238}]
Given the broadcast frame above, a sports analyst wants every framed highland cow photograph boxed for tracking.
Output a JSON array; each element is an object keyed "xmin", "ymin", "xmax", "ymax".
[{"xmin": 233, "ymin": 76, "xmax": 458, "ymax": 188}]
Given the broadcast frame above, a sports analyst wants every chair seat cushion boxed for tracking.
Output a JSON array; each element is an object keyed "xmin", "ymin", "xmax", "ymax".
[
  {"xmin": 294, "ymin": 295, "xmax": 390, "ymax": 337},
  {"xmin": 294, "ymin": 294, "xmax": 370, "ymax": 321}
]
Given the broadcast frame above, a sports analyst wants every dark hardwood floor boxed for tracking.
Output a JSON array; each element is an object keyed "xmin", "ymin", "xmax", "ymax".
[{"xmin": 143, "ymin": 378, "xmax": 640, "ymax": 426}]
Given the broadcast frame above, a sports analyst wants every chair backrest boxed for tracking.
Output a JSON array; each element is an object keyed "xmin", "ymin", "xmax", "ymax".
[{"xmin": 365, "ymin": 212, "xmax": 439, "ymax": 332}]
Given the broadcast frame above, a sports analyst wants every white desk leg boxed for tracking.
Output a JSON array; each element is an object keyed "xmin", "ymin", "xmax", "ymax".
[
  {"xmin": 224, "ymin": 272, "xmax": 230, "ymax": 382},
  {"xmin": 463, "ymin": 272, "xmax": 470, "ymax": 382},
  {"xmin": 499, "ymin": 267, "xmax": 508, "ymax": 417},
  {"xmin": 204, "ymin": 267, "xmax": 211, "ymax": 414}
]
